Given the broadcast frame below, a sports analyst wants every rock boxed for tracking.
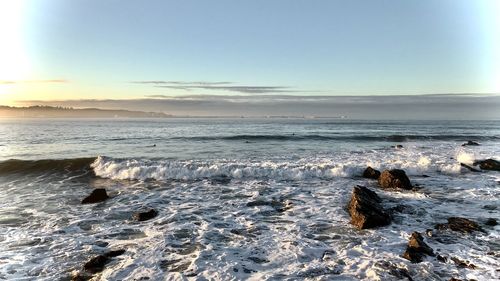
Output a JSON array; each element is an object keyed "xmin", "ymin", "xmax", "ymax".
[
  {"xmin": 402, "ymin": 232, "xmax": 435, "ymax": 263},
  {"xmin": 462, "ymin": 141, "xmax": 480, "ymax": 146},
  {"xmin": 485, "ymin": 218, "xmax": 498, "ymax": 226},
  {"xmin": 81, "ymin": 188, "xmax": 109, "ymax": 204},
  {"xmin": 451, "ymin": 257, "xmax": 477, "ymax": 269},
  {"xmin": 378, "ymin": 169, "xmax": 412, "ymax": 190},
  {"xmin": 460, "ymin": 163, "xmax": 481, "ymax": 172},
  {"xmin": 473, "ymin": 159, "xmax": 500, "ymax": 171},
  {"xmin": 436, "ymin": 254, "xmax": 447, "ymax": 263},
  {"xmin": 83, "ymin": 255, "xmax": 108, "ymax": 273},
  {"xmin": 347, "ymin": 185, "xmax": 391, "ymax": 229},
  {"xmin": 82, "ymin": 249, "xmax": 125, "ymax": 274},
  {"xmin": 435, "ymin": 217, "xmax": 483, "ymax": 233},
  {"xmin": 374, "ymin": 261, "xmax": 413, "ymax": 281},
  {"xmin": 362, "ymin": 166, "xmax": 381, "ymax": 179},
  {"xmin": 394, "ymin": 144, "xmax": 404, "ymax": 149},
  {"xmin": 133, "ymin": 209, "xmax": 158, "ymax": 221}
]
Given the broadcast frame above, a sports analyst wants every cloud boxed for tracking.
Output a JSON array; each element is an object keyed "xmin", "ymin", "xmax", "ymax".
[
  {"xmin": 132, "ymin": 80, "xmax": 298, "ymax": 94},
  {"xmin": 0, "ymin": 79, "xmax": 68, "ymax": 85}
]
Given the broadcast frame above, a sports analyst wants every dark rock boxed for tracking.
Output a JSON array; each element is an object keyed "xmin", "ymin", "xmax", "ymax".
[
  {"xmin": 449, "ymin": 278, "xmax": 462, "ymax": 281},
  {"xmin": 82, "ymin": 249, "xmax": 125, "ymax": 274},
  {"xmin": 83, "ymin": 255, "xmax": 109, "ymax": 273},
  {"xmin": 133, "ymin": 209, "xmax": 158, "ymax": 221},
  {"xmin": 394, "ymin": 145, "xmax": 404, "ymax": 149},
  {"xmin": 460, "ymin": 163, "xmax": 481, "ymax": 172},
  {"xmin": 363, "ymin": 166, "xmax": 381, "ymax": 179},
  {"xmin": 436, "ymin": 254, "xmax": 447, "ymax": 263},
  {"xmin": 437, "ymin": 217, "xmax": 483, "ymax": 233},
  {"xmin": 402, "ymin": 232, "xmax": 435, "ymax": 263},
  {"xmin": 473, "ymin": 159, "xmax": 500, "ymax": 171},
  {"xmin": 375, "ymin": 261, "xmax": 413, "ymax": 281},
  {"xmin": 451, "ymin": 257, "xmax": 477, "ymax": 269},
  {"xmin": 462, "ymin": 141, "xmax": 480, "ymax": 146},
  {"xmin": 81, "ymin": 188, "xmax": 109, "ymax": 204},
  {"xmin": 248, "ymin": 256, "xmax": 270, "ymax": 264},
  {"xmin": 485, "ymin": 218, "xmax": 498, "ymax": 226},
  {"xmin": 378, "ymin": 169, "xmax": 412, "ymax": 190},
  {"xmin": 347, "ymin": 185, "xmax": 391, "ymax": 229},
  {"xmin": 105, "ymin": 249, "xmax": 126, "ymax": 258}
]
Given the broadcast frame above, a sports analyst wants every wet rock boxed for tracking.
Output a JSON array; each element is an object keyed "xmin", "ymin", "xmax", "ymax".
[
  {"xmin": 391, "ymin": 144, "xmax": 404, "ymax": 149},
  {"xmin": 133, "ymin": 209, "xmax": 158, "ymax": 221},
  {"xmin": 83, "ymin": 255, "xmax": 108, "ymax": 273},
  {"xmin": 462, "ymin": 141, "xmax": 480, "ymax": 146},
  {"xmin": 362, "ymin": 166, "xmax": 381, "ymax": 179},
  {"xmin": 81, "ymin": 188, "xmax": 109, "ymax": 204},
  {"xmin": 375, "ymin": 260, "xmax": 413, "ymax": 281},
  {"xmin": 435, "ymin": 217, "xmax": 483, "ymax": 233},
  {"xmin": 460, "ymin": 163, "xmax": 481, "ymax": 172},
  {"xmin": 451, "ymin": 257, "xmax": 477, "ymax": 269},
  {"xmin": 436, "ymin": 254, "xmax": 447, "ymax": 263},
  {"xmin": 378, "ymin": 169, "xmax": 412, "ymax": 190},
  {"xmin": 402, "ymin": 232, "xmax": 434, "ymax": 263},
  {"xmin": 82, "ymin": 249, "xmax": 125, "ymax": 274},
  {"xmin": 473, "ymin": 159, "xmax": 500, "ymax": 171},
  {"xmin": 485, "ymin": 218, "xmax": 498, "ymax": 226},
  {"xmin": 347, "ymin": 185, "xmax": 391, "ymax": 229}
]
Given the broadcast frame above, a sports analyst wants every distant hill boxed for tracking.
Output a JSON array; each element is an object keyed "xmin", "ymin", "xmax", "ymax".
[{"xmin": 0, "ymin": 105, "xmax": 172, "ymax": 118}]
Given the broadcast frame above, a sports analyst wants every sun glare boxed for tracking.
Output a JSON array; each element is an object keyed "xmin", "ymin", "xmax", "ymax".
[{"xmin": 0, "ymin": 1, "xmax": 31, "ymax": 98}]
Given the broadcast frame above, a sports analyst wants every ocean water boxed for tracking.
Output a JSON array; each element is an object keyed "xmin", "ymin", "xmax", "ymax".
[{"xmin": 0, "ymin": 118, "xmax": 499, "ymax": 280}]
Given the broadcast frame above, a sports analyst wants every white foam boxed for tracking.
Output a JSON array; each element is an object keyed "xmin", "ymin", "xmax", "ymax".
[{"xmin": 456, "ymin": 150, "xmax": 475, "ymax": 165}]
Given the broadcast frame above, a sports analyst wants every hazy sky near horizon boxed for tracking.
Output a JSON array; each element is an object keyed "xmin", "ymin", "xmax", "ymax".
[{"xmin": 0, "ymin": 0, "xmax": 499, "ymax": 112}]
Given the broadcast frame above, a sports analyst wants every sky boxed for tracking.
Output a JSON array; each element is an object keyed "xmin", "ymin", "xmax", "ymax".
[{"xmin": 0, "ymin": 0, "xmax": 499, "ymax": 118}]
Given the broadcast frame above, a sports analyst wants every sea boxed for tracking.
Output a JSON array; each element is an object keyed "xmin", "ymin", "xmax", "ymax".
[{"xmin": 0, "ymin": 118, "xmax": 498, "ymax": 280}]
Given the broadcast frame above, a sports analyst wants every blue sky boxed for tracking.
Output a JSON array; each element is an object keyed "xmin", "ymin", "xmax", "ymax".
[{"xmin": 0, "ymin": 0, "xmax": 499, "ymax": 108}]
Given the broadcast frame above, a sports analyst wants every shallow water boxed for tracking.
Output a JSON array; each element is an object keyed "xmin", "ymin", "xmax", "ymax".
[{"xmin": 0, "ymin": 118, "xmax": 499, "ymax": 280}]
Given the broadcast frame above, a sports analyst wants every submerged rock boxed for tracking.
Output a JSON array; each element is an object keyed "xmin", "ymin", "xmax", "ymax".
[
  {"xmin": 435, "ymin": 217, "xmax": 483, "ymax": 233},
  {"xmin": 81, "ymin": 188, "xmax": 109, "ymax": 204},
  {"xmin": 402, "ymin": 232, "xmax": 434, "ymax": 263},
  {"xmin": 462, "ymin": 141, "xmax": 480, "ymax": 146},
  {"xmin": 473, "ymin": 159, "xmax": 500, "ymax": 171},
  {"xmin": 485, "ymin": 218, "xmax": 498, "ymax": 226},
  {"xmin": 133, "ymin": 209, "xmax": 158, "ymax": 221},
  {"xmin": 246, "ymin": 199, "xmax": 292, "ymax": 212},
  {"xmin": 362, "ymin": 166, "xmax": 381, "ymax": 179},
  {"xmin": 347, "ymin": 185, "xmax": 391, "ymax": 229},
  {"xmin": 460, "ymin": 163, "xmax": 481, "ymax": 172},
  {"xmin": 378, "ymin": 169, "xmax": 412, "ymax": 190}
]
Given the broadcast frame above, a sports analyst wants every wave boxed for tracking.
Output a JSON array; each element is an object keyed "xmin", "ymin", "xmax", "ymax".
[
  {"xmin": 171, "ymin": 134, "xmax": 499, "ymax": 142},
  {"xmin": 90, "ymin": 155, "xmax": 469, "ymax": 182},
  {"xmin": 0, "ymin": 158, "xmax": 96, "ymax": 175}
]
